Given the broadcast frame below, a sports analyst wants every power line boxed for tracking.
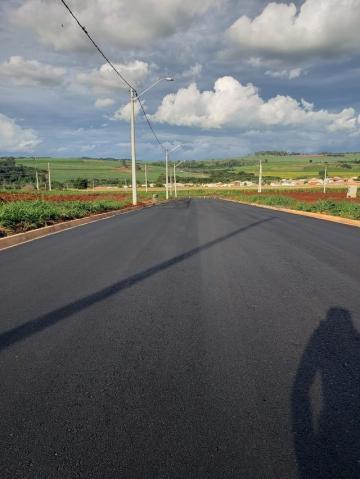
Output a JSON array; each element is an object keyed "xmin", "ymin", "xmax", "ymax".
[
  {"xmin": 59, "ymin": 0, "xmax": 134, "ymax": 91},
  {"xmin": 59, "ymin": 0, "xmax": 166, "ymax": 153},
  {"xmin": 137, "ymin": 97, "xmax": 165, "ymax": 151}
]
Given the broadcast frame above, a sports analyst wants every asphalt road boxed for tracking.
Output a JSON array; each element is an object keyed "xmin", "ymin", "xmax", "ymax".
[{"xmin": 1, "ymin": 198, "xmax": 360, "ymax": 478}]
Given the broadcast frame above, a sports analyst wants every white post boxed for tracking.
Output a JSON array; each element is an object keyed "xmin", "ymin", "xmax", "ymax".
[
  {"xmin": 323, "ymin": 166, "xmax": 327, "ymax": 194},
  {"xmin": 35, "ymin": 170, "xmax": 39, "ymax": 191},
  {"xmin": 174, "ymin": 164, "xmax": 177, "ymax": 198},
  {"xmin": 165, "ymin": 149, "xmax": 169, "ymax": 200},
  {"xmin": 145, "ymin": 164, "xmax": 148, "ymax": 193},
  {"xmin": 48, "ymin": 162, "xmax": 52, "ymax": 191},
  {"xmin": 258, "ymin": 159, "xmax": 262, "ymax": 193},
  {"xmin": 130, "ymin": 88, "xmax": 137, "ymax": 206}
]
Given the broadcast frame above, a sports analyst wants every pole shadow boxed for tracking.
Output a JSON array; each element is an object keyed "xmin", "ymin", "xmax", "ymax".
[
  {"xmin": 0, "ymin": 216, "xmax": 274, "ymax": 353},
  {"xmin": 292, "ymin": 307, "xmax": 360, "ymax": 478}
]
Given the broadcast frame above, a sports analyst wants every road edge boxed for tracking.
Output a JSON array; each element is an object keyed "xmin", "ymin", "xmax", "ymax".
[
  {"xmin": 212, "ymin": 197, "xmax": 360, "ymax": 228},
  {"xmin": 0, "ymin": 202, "xmax": 154, "ymax": 251}
]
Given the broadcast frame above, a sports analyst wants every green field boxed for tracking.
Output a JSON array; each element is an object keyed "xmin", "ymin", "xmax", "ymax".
[
  {"xmin": 15, "ymin": 154, "xmax": 360, "ymax": 183},
  {"xmin": 14, "ymin": 157, "xmax": 205, "ymax": 183},
  {"xmin": 229, "ymin": 154, "xmax": 360, "ymax": 179}
]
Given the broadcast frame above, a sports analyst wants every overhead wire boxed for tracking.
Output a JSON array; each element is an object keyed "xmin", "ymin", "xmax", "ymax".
[
  {"xmin": 59, "ymin": 0, "xmax": 134, "ymax": 91},
  {"xmin": 59, "ymin": 0, "xmax": 166, "ymax": 152}
]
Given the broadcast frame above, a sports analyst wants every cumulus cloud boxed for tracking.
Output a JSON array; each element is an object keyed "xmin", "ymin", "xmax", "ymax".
[
  {"xmin": 12, "ymin": 0, "xmax": 218, "ymax": 51},
  {"xmin": 77, "ymin": 61, "xmax": 149, "ymax": 91},
  {"xmin": 113, "ymin": 101, "xmax": 142, "ymax": 122},
  {"xmin": 227, "ymin": 0, "xmax": 360, "ymax": 59},
  {"xmin": 0, "ymin": 113, "xmax": 41, "ymax": 151},
  {"xmin": 151, "ymin": 76, "xmax": 360, "ymax": 133},
  {"xmin": 0, "ymin": 56, "xmax": 65, "ymax": 86},
  {"xmin": 95, "ymin": 98, "xmax": 115, "ymax": 109}
]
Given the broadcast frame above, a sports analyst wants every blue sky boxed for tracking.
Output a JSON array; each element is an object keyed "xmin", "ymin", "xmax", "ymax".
[{"xmin": 1, "ymin": 0, "xmax": 360, "ymax": 160}]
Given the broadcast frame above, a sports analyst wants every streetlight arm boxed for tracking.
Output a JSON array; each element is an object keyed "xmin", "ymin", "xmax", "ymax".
[
  {"xmin": 169, "ymin": 144, "xmax": 182, "ymax": 154},
  {"xmin": 137, "ymin": 77, "xmax": 175, "ymax": 99}
]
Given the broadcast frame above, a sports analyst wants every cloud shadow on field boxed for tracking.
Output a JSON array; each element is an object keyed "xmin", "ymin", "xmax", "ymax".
[
  {"xmin": 0, "ymin": 216, "xmax": 274, "ymax": 352},
  {"xmin": 292, "ymin": 307, "xmax": 360, "ymax": 479}
]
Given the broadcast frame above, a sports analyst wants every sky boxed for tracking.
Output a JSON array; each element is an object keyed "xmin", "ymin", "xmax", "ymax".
[{"xmin": 1, "ymin": 0, "xmax": 360, "ymax": 160}]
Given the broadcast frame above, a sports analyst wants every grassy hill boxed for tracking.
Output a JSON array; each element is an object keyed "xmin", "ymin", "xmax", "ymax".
[{"xmin": 11, "ymin": 153, "xmax": 360, "ymax": 185}]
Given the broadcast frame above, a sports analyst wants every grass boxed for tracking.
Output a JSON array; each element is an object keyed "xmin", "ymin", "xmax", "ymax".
[
  {"xmin": 0, "ymin": 190, "xmax": 165, "ymax": 235},
  {"xmin": 0, "ymin": 200, "xmax": 129, "ymax": 234},
  {"xmin": 14, "ymin": 157, "xmax": 205, "ymax": 183}
]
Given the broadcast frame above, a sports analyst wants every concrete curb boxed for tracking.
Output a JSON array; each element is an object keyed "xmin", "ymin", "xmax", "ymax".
[
  {"xmin": 0, "ymin": 202, "xmax": 154, "ymax": 251},
  {"xmin": 213, "ymin": 197, "xmax": 360, "ymax": 228}
]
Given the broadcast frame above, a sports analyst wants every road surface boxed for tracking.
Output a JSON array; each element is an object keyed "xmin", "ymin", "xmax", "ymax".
[{"xmin": 1, "ymin": 198, "xmax": 359, "ymax": 478}]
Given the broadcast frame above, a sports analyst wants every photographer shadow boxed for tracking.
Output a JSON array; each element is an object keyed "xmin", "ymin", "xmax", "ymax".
[{"xmin": 292, "ymin": 307, "xmax": 360, "ymax": 478}]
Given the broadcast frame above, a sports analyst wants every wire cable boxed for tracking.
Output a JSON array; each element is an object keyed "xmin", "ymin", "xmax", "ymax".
[
  {"xmin": 137, "ymin": 97, "xmax": 165, "ymax": 151},
  {"xmin": 59, "ymin": 0, "xmax": 134, "ymax": 91},
  {"xmin": 59, "ymin": 0, "xmax": 165, "ymax": 152}
]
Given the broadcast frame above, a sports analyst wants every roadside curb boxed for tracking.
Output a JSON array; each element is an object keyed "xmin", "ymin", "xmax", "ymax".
[
  {"xmin": 0, "ymin": 202, "xmax": 154, "ymax": 251},
  {"xmin": 205, "ymin": 197, "xmax": 360, "ymax": 229}
]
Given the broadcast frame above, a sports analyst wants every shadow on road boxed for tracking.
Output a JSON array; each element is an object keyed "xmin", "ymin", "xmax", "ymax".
[
  {"xmin": 0, "ymin": 216, "xmax": 274, "ymax": 352},
  {"xmin": 292, "ymin": 307, "xmax": 360, "ymax": 479}
]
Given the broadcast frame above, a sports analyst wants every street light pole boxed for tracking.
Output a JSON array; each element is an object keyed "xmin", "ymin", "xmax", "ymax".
[
  {"xmin": 145, "ymin": 163, "xmax": 148, "ymax": 193},
  {"xmin": 258, "ymin": 159, "xmax": 262, "ymax": 194},
  {"xmin": 165, "ymin": 149, "xmax": 169, "ymax": 200},
  {"xmin": 128, "ymin": 77, "xmax": 174, "ymax": 206},
  {"xmin": 165, "ymin": 144, "xmax": 181, "ymax": 200},
  {"xmin": 130, "ymin": 87, "xmax": 137, "ymax": 205},
  {"xmin": 174, "ymin": 160, "xmax": 184, "ymax": 198},
  {"xmin": 48, "ymin": 162, "xmax": 52, "ymax": 191}
]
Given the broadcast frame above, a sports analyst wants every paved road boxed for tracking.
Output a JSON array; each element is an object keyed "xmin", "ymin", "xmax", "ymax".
[{"xmin": 1, "ymin": 198, "xmax": 359, "ymax": 478}]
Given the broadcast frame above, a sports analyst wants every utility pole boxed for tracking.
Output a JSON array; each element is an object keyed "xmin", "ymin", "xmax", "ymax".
[
  {"xmin": 323, "ymin": 166, "xmax": 327, "ymax": 194},
  {"xmin": 145, "ymin": 164, "xmax": 148, "ymax": 193},
  {"xmin": 258, "ymin": 159, "xmax": 262, "ymax": 193},
  {"xmin": 129, "ymin": 78, "xmax": 175, "ymax": 206},
  {"xmin": 165, "ymin": 144, "xmax": 181, "ymax": 200},
  {"xmin": 130, "ymin": 87, "xmax": 137, "ymax": 205},
  {"xmin": 173, "ymin": 164, "xmax": 177, "ymax": 198},
  {"xmin": 173, "ymin": 160, "xmax": 184, "ymax": 199},
  {"xmin": 170, "ymin": 169, "xmax": 173, "ymax": 197},
  {"xmin": 165, "ymin": 149, "xmax": 169, "ymax": 199},
  {"xmin": 35, "ymin": 170, "xmax": 39, "ymax": 191},
  {"xmin": 48, "ymin": 162, "xmax": 52, "ymax": 191}
]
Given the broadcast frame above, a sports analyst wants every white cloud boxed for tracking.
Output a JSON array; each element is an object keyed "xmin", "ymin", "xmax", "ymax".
[
  {"xmin": 95, "ymin": 98, "xmax": 115, "ymax": 109},
  {"xmin": 151, "ymin": 76, "xmax": 360, "ymax": 133},
  {"xmin": 12, "ymin": 0, "xmax": 218, "ymax": 51},
  {"xmin": 227, "ymin": 0, "xmax": 360, "ymax": 58},
  {"xmin": 265, "ymin": 68, "xmax": 303, "ymax": 80},
  {"xmin": 182, "ymin": 63, "xmax": 203, "ymax": 79},
  {"xmin": 113, "ymin": 101, "xmax": 142, "ymax": 122},
  {"xmin": 0, "ymin": 113, "xmax": 41, "ymax": 151},
  {"xmin": 76, "ymin": 61, "xmax": 149, "ymax": 91},
  {"xmin": 0, "ymin": 56, "xmax": 65, "ymax": 86}
]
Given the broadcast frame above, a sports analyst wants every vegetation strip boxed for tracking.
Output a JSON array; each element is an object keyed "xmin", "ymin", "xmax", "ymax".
[
  {"xmin": 219, "ymin": 198, "xmax": 360, "ymax": 229},
  {"xmin": 0, "ymin": 203, "xmax": 153, "ymax": 251}
]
